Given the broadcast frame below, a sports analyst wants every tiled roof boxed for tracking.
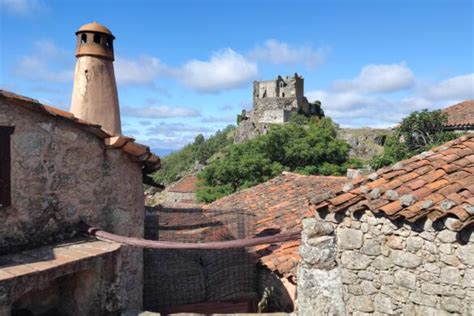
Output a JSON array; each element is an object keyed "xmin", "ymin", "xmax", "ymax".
[
  {"xmin": 204, "ymin": 172, "xmax": 346, "ymax": 279},
  {"xmin": 0, "ymin": 89, "xmax": 160, "ymax": 172},
  {"xmin": 145, "ymin": 205, "xmax": 236, "ymax": 243},
  {"xmin": 312, "ymin": 134, "xmax": 474, "ymax": 232},
  {"xmin": 443, "ymin": 100, "xmax": 474, "ymax": 128},
  {"xmin": 168, "ymin": 175, "xmax": 198, "ymax": 193}
]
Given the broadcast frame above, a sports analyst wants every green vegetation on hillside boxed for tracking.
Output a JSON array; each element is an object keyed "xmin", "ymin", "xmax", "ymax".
[
  {"xmin": 370, "ymin": 109, "xmax": 458, "ymax": 169},
  {"xmin": 197, "ymin": 117, "xmax": 361, "ymax": 203},
  {"xmin": 152, "ymin": 125, "xmax": 236, "ymax": 185}
]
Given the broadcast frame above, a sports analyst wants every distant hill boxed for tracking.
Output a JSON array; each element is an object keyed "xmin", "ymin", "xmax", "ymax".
[
  {"xmin": 152, "ymin": 125, "xmax": 236, "ymax": 185},
  {"xmin": 152, "ymin": 148, "xmax": 175, "ymax": 157}
]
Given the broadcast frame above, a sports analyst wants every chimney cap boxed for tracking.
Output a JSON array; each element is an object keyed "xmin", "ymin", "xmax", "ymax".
[{"xmin": 76, "ymin": 22, "xmax": 115, "ymax": 39}]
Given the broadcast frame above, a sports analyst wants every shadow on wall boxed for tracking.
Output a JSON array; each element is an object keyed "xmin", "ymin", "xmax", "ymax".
[
  {"xmin": 11, "ymin": 269, "xmax": 98, "ymax": 316},
  {"xmin": 257, "ymin": 266, "xmax": 294, "ymax": 313},
  {"xmin": 143, "ymin": 206, "xmax": 294, "ymax": 314}
]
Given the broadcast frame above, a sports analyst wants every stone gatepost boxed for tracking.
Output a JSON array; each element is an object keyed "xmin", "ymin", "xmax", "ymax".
[{"xmin": 297, "ymin": 218, "xmax": 346, "ymax": 315}]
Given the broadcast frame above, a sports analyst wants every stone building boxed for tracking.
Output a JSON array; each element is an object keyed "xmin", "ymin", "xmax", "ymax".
[
  {"xmin": 154, "ymin": 174, "xmax": 198, "ymax": 205},
  {"xmin": 298, "ymin": 134, "xmax": 474, "ymax": 315},
  {"xmin": 0, "ymin": 22, "xmax": 160, "ymax": 315},
  {"xmin": 235, "ymin": 74, "xmax": 315, "ymax": 143},
  {"xmin": 251, "ymin": 74, "xmax": 310, "ymax": 124}
]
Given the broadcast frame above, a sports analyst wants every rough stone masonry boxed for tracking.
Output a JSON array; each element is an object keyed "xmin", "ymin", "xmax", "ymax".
[
  {"xmin": 0, "ymin": 97, "xmax": 145, "ymax": 313},
  {"xmin": 298, "ymin": 214, "xmax": 474, "ymax": 315}
]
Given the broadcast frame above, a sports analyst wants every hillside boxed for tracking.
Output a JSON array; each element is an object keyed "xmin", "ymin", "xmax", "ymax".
[{"xmin": 152, "ymin": 125, "xmax": 236, "ymax": 185}]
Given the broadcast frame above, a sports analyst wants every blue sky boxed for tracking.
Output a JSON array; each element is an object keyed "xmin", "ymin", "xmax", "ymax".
[{"xmin": 1, "ymin": 0, "xmax": 473, "ymax": 152}]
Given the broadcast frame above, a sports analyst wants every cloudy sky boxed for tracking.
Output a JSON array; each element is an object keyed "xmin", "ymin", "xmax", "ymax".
[{"xmin": 0, "ymin": 0, "xmax": 473, "ymax": 153}]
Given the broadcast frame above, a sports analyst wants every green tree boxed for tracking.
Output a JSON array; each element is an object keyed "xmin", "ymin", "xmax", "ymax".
[
  {"xmin": 152, "ymin": 125, "xmax": 236, "ymax": 184},
  {"xmin": 370, "ymin": 109, "xmax": 457, "ymax": 169},
  {"xmin": 197, "ymin": 118, "xmax": 351, "ymax": 202}
]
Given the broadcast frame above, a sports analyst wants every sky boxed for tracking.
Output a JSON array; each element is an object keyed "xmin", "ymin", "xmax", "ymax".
[{"xmin": 0, "ymin": 0, "xmax": 473, "ymax": 153}]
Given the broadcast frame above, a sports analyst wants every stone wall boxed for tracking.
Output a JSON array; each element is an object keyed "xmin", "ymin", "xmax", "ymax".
[
  {"xmin": 160, "ymin": 191, "xmax": 196, "ymax": 204},
  {"xmin": 0, "ymin": 100, "xmax": 145, "ymax": 312},
  {"xmin": 298, "ymin": 213, "xmax": 474, "ymax": 315},
  {"xmin": 253, "ymin": 97, "xmax": 298, "ymax": 121},
  {"xmin": 260, "ymin": 109, "xmax": 291, "ymax": 124}
]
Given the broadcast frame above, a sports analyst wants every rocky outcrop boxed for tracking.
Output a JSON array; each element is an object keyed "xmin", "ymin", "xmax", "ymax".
[{"xmin": 337, "ymin": 127, "xmax": 392, "ymax": 160}]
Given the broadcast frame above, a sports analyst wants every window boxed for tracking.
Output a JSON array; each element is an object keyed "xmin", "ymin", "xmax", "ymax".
[
  {"xmin": 105, "ymin": 38, "xmax": 113, "ymax": 49},
  {"xmin": 81, "ymin": 34, "xmax": 87, "ymax": 44},
  {"xmin": 93, "ymin": 34, "xmax": 101, "ymax": 44},
  {"xmin": 0, "ymin": 126, "xmax": 14, "ymax": 208}
]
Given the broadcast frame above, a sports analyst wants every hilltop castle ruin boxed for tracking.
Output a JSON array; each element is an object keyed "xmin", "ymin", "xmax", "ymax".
[{"xmin": 235, "ymin": 73, "xmax": 320, "ymax": 142}]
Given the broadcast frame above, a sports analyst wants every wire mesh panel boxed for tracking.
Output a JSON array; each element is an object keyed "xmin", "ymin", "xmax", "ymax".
[{"xmin": 143, "ymin": 206, "xmax": 258, "ymax": 311}]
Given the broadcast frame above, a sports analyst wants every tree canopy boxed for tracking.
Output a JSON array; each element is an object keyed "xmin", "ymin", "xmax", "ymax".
[
  {"xmin": 370, "ymin": 109, "xmax": 458, "ymax": 169},
  {"xmin": 152, "ymin": 125, "xmax": 235, "ymax": 185},
  {"xmin": 197, "ymin": 117, "xmax": 358, "ymax": 203}
]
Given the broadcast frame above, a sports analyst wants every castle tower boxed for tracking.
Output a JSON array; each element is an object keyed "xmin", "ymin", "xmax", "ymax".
[{"xmin": 70, "ymin": 22, "xmax": 122, "ymax": 135}]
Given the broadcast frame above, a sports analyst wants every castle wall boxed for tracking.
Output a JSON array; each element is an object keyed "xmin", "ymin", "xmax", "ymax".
[
  {"xmin": 257, "ymin": 81, "xmax": 278, "ymax": 98},
  {"xmin": 252, "ymin": 97, "xmax": 298, "ymax": 123},
  {"xmin": 260, "ymin": 109, "xmax": 290, "ymax": 124},
  {"xmin": 298, "ymin": 214, "xmax": 474, "ymax": 315},
  {"xmin": 0, "ymin": 100, "xmax": 145, "ymax": 312}
]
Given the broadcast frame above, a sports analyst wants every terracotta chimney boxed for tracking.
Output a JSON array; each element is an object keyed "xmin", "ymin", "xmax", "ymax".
[{"xmin": 70, "ymin": 22, "xmax": 122, "ymax": 135}]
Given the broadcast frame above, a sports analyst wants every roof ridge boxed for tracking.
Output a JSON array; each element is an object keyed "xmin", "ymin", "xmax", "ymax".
[
  {"xmin": 0, "ymin": 89, "xmax": 160, "ymax": 172},
  {"xmin": 312, "ymin": 133, "xmax": 474, "ymax": 232}
]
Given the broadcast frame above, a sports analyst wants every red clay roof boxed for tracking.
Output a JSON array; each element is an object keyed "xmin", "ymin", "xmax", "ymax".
[
  {"xmin": 312, "ymin": 134, "xmax": 474, "ymax": 232},
  {"xmin": 443, "ymin": 100, "xmax": 474, "ymax": 128},
  {"xmin": 0, "ymin": 89, "xmax": 160, "ymax": 172},
  {"xmin": 146, "ymin": 205, "xmax": 235, "ymax": 243},
  {"xmin": 168, "ymin": 175, "xmax": 198, "ymax": 193},
  {"xmin": 204, "ymin": 172, "xmax": 346, "ymax": 279}
]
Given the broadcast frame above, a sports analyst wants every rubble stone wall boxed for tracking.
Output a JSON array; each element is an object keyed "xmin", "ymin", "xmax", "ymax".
[
  {"xmin": 0, "ymin": 100, "xmax": 145, "ymax": 312},
  {"xmin": 161, "ymin": 191, "xmax": 196, "ymax": 204},
  {"xmin": 298, "ymin": 213, "xmax": 474, "ymax": 315}
]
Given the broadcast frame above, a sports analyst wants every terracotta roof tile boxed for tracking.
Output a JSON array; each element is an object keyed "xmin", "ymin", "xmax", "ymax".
[
  {"xmin": 312, "ymin": 134, "xmax": 474, "ymax": 231},
  {"xmin": 442, "ymin": 100, "xmax": 474, "ymax": 128},
  {"xmin": 0, "ymin": 89, "xmax": 160, "ymax": 172},
  {"xmin": 168, "ymin": 175, "xmax": 198, "ymax": 193},
  {"xmin": 203, "ymin": 172, "xmax": 346, "ymax": 278}
]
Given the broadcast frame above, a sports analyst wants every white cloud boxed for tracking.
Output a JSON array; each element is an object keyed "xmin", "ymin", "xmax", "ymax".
[
  {"xmin": 200, "ymin": 115, "xmax": 236, "ymax": 123},
  {"xmin": 332, "ymin": 62, "xmax": 415, "ymax": 93},
  {"xmin": 115, "ymin": 56, "xmax": 166, "ymax": 85},
  {"xmin": 14, "ymin": 40, "xmax": 72, "ymax": 82},
  {"xmin": 249, "ymin": 39, "xmax": 328, "ymax": 69},
  {"xmin": 178, "ymin": 49, "xmax": 258, "ymax": 93},
  {"xmin": 424, "ymin": 73, "xmax": 474, "ymax": 101},
  {"xmin": 0, "ymin": 0, "xmax": 46, "ymax": 16},
  {"xmin": 122, "ymin": 105, "xmax": 200, "ymax": 118},
  {"xmin": 144, "ymin": 122, "xmax": 215, "ymax": 149},
  {"xmin": 146, "ymin": 122, "xmax": 213, "ymax": 136},
  {"xmin": 307, "ymin": 90, "xmax": 368, "ymax": 111},
  {"xmin": 307, "ymin": 70, "xmax": 474, "ymax": 128}
]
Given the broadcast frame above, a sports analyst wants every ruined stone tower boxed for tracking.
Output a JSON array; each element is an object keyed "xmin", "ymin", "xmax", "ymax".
[
  {"xmin": 70, "ymin": 22, "xmax": 121, "ymax": 135},
  {"xmin": 234, "ymin": 74, "xmax": 312, "ymax": 142},
  {"xmin": 251, "ymin": 74, "xmax": 309, "ymax": 124}
]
